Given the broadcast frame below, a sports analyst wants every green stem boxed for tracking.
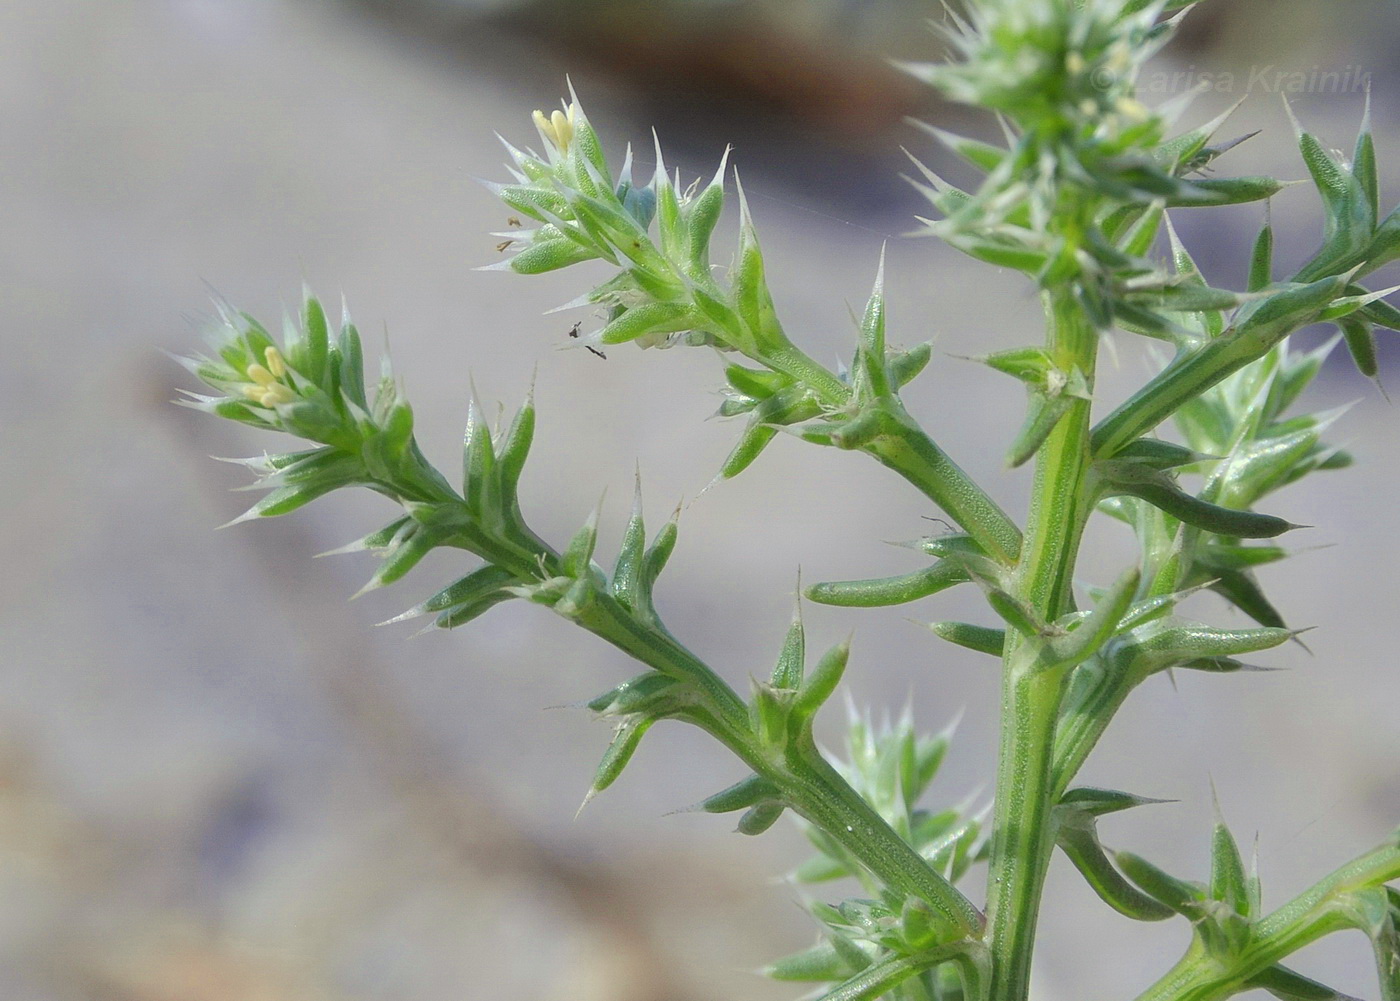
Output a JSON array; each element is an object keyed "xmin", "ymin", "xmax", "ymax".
[
  {"xmin": 582, "ymin": 593, "xmax": 984, "ymax": 937},
  {"xmin": 868, "ymin": 406, "xmax": 1025, "ymax": 566},
  {"xmin": 1050, "ymin": 653, "xmax": 1143, "ymax": 801},
  {"xmin": 985, "ymin": 288, "xmax": 1099, "ymax": 1001},
  {"xmin": 765, "ymin": 339, "xmax": 1024, "ymax": 565},
  {"xmin": 763, "ymin": 339, "xmax": 852, "ymax": 403},
  {"xmin": 1133, "ymin": 836, "xmax": 1400, "ymax": 1001},
  {"xmin": 780, "ymin": 738, "xmax": 985, "ymax": 937},
  {"xmin": 816, "ymin": 941, "xmax": 986, "ymax": 1001}
]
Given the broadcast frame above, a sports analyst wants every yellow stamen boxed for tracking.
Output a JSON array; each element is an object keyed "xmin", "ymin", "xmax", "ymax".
[
  {"xmin": 246, "ymin": 363, "xmax": 276, "ymax": 387},
  {"xmin": 241, "ymin": 383, "xmax": 267, "ymax": 401},
  {"xmin": 1115, "ymin": 97, "xmax": 1150, "ymax": 122},
  {"xmin": 1066, "ymin": 52, "xmax": 1086, "ymax": 75},
  {"xmin": 260, "ymin": 384, "xmax": 296, "ymax": 407},
  {"xmin": 264, "ymin": 346, "xmax": 287, "ymax": 378},
  {"xmin": 532, "ymin": 109, "xmax": 557, "ymax": 147},
  {"xmin": 550, "ymin": 109, "xmax": 573, "ymax": 152}
]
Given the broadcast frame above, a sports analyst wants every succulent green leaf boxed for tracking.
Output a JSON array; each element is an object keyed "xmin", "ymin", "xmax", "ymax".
[
  {"xmin": 810, "ymin": 949, "xmax": 949, "ymax": 1001},
  {"xmin": 1362, "ymin": 206, "xmax": 1400, "ymax": 277},
  {"xmin": 806, "ymin": 561, "xmax": 970, "ymax": 608},
  {"xmin": 1041, "ymin": 567, "xmax": 1140, "ymax": 672},
  {"xmin": 736, "ymin": 801, "xmax": 786, "ymax": 836},
  {"xmin": 337, "ymin": 319, "xmax": 368, "ymax": 410},
  {"xmin": 596, "ymin": 302, "xmax": 695, "ymax": 345},
  {"xmin": 610, "ymin": 485, "xmax": 647, "ymax": 612},
  {"xmin": 685, "ymin": 152, "xmax": 728, "ymax": 271},
  {"xmin": 1093, "ymin": 273, "xmax": 1350, "ymax": 457},
  {"xmin": 1210, "ymin": 817, "xmax": 1251, "ymax": 918},
  {"xmin": 1249, "ymin": 220, "xmax": 1276, "ymax": 294},
  {"xmin": 792, "ymin": 639, "xmax": 851, "ymax": 722},
  {"xmin": 1127, "ymin": 620, "xmax": 1294, "ymax": 672},
  {"xmin": 852, "ymin": 250, "xmax": 891, "ymax": 400},
  {"xmin": 697, "ymin": 774, "xmax": 780, "ymax": 815},
  {"xmin": 913, "ymin": 120, "xmax": 1008, "ymax": 172},
  {"xmin": 230, "ymin": 479, "xmax": 347, "ymax": 523},
  {"xmin": 462, "ymin": 401, "xmax": 497, "ymax": 515},
  {"xmin": 725, "ymin": 363, "xmax": 788, "ymax": 400},
  {"xmin": 1207, "ymin": 570, "xmax": 1287, "ymax": 630},
  {"xmin": 586, "ymin": 673, "xmax": 684, "ymax": 718},
  {"xmin": 1168, "ymin": 177, "xmax": 1286, "ymax": 208},
  {"xmin": 1339, "ymin": 316, "xmax": 1380, "ymax": 379},
  {"xmin": 750, "ymin": 681, "xmax": 792, "ymax": 747},
  {"xmin": 1107, "ymin": 472, "xmax": 1299, "ymax": 539},
  {"xmin": 637, "ymin": 514, "xmax": 678, "ymax": 617},
  {"xmin": 1358, "ymin": 289, "xmax": 1400, "ymax": 332},
  {"xmin": 592, "ymin": 718, "xmax": 652, "ymax": 795},
  {"xmin": 986, "ymin": 588, "xmax": 1046, "ymax": 637},
  {"xmin": 1117, "ymin": 851, "xmax": 1204, "ymax": 916},
  {"xmin": 889, "ymin": 342, "xmax": 934, "ymax": 388},
  {"xmin": 929, "ymin": 621, "xmax": 1006, "ymax": 657},
  {"xmin": 1145, "ymin": 283, "xmax": 1248, "ymax": 314},
  {"xmin": 1058, "ymin": 825, "xmax": 1175, "ymax": 922},
  {"xmin": 1108, "ymin": 438, "xmax": 1213, "ymax": 471},
  {"xmin": 383, "ymin": 563, "xmax": 518, "ymax": 625},
  {"xmin": 298, "ymin": 293, "xmax": 331, "ymax": 384},
  {"xmin": 507, "ymin": 237, "xmax": 599, "ymax": 274},
  {"xmin": 1247, "ymin": 963, "xmax": 1364, "ymax": 1001},
  {"xmin": 561, "ymin": 505, "xmax": 601, "ymax": 578},
  {"xmin": 324, "ymin": 516, "xmax": 412, "ymax": 556},
  {"xmin": 764, "ymin": 940, "xmax": 858, "ymax": 983},
  {"xmin": 1119, "ymin": 202, "xmax": 1166, "ymax": 257},
  {"xmin": 360, "ymin": 525, "xmax": 447, "ymax": 595},
  {"xmin": 1007, "ymin": 393, "xmax": 1074, "ymax": 469},
  {"xmin": 978, "ymin": 346, "xmax": 1056, "ymax": 386},
  {"xmin": 719, "ymin": 421, "xmax": 779, "ymax": 481},
  {"xmin": 1059, "ymin": 787, "xmax": 1169, "ymax": 817},
  {"xmin": 732, "ymin": 178, "xmax": 781, "ymax": 350},
  {"xmin": 434, "ymin": 592, "xmax": 516, "ymax": 629},
  {"xmin": 493, "ymin": 394, "xmax": 535, "ymax": 509},
  {"xmin": 1290, "ymin": 111, "xmax": 1375, "ymax": 279},
  {"xmin": 771, "ymin": 608, "xmax": 806, "ymax": 690}
]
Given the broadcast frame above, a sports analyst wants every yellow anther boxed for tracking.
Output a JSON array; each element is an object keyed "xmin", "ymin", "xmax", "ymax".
[
  {"xmin": 532, "ymin": 109, "xmax": 553, "ymax": 144},
  {"xmin": 260, "ymin": 384, "xmax": 296, "ymax": 407},
  {"xmin": 242, "ymin": 383, "xmax": 267, "ymax": 401},
  {"xmin": 264, "ymin": 345, "xmax": 287, "ymax": 378},
  {"xmin": 1066, "ymin": 52, "xmax": 1086, "ymax": 75},
  {"xmin": 246, "ymin": 362, "xmax": 276, "ymax": 387},
  {"xmin": 550, "ymin": 108, "xmax": 573, "ymax": 152},
  {"xmin": 1079, "ymin": 99, "xmax": 1099, "ymax": 117},
  {"xmin": 1115, "ymin": 97, "xmax": 1150, "ymax": 122}
]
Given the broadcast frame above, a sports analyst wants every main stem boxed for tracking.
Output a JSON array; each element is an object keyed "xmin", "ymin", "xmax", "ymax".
[{"xmin": 985, "ymin": 287, "xmax": 1098, "ymax": 1001}]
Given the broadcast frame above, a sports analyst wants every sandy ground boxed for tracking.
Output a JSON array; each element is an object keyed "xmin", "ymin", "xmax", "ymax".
[{"xmin": 2, "ymin": 1, "xmax": 1399, "ymax": 998}]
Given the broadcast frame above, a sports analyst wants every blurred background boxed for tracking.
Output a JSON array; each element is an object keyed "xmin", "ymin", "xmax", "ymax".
[{"xmin": 3, "ymin": 1, "xmax": 1400, "ymax": 998}]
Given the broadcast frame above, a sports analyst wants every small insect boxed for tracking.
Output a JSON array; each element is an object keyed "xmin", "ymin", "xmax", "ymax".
[
  {"xmin": 567, "ymin": 321, "xmax": 581, "ymax": 339},
  {"xmin": 506, "ymin": 216, "xmax": 522, "ymax": 228},
  {"xmin": 585, "ymin": 345, "xmax": 607, "ymax": 360},
  {"xmin": 495, "ymin": 239, "xmax": 515, "ymax": 253}
]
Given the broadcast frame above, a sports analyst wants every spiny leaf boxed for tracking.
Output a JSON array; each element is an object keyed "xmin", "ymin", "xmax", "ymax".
[
  {"xmin": 771, "ymin": 605, "xmax": 806, "ymax": 690},
  {"xmin": 696, "ymin": 774, "xmax": 780, "ymax": 814},
  {"xmin": 929, "ymin": 621, "xmax": 1006, "ymax": 657},
  {"xmin": 792, "ymin": 638, "xmax": 851, "ymax": 722},
  {"xmin": 590, "ymin": 718, "xmax": 653, "ymax": 797},
  {"xmin": 806, "ymin": 562, "xmax": 970, "ymax": 608}
]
